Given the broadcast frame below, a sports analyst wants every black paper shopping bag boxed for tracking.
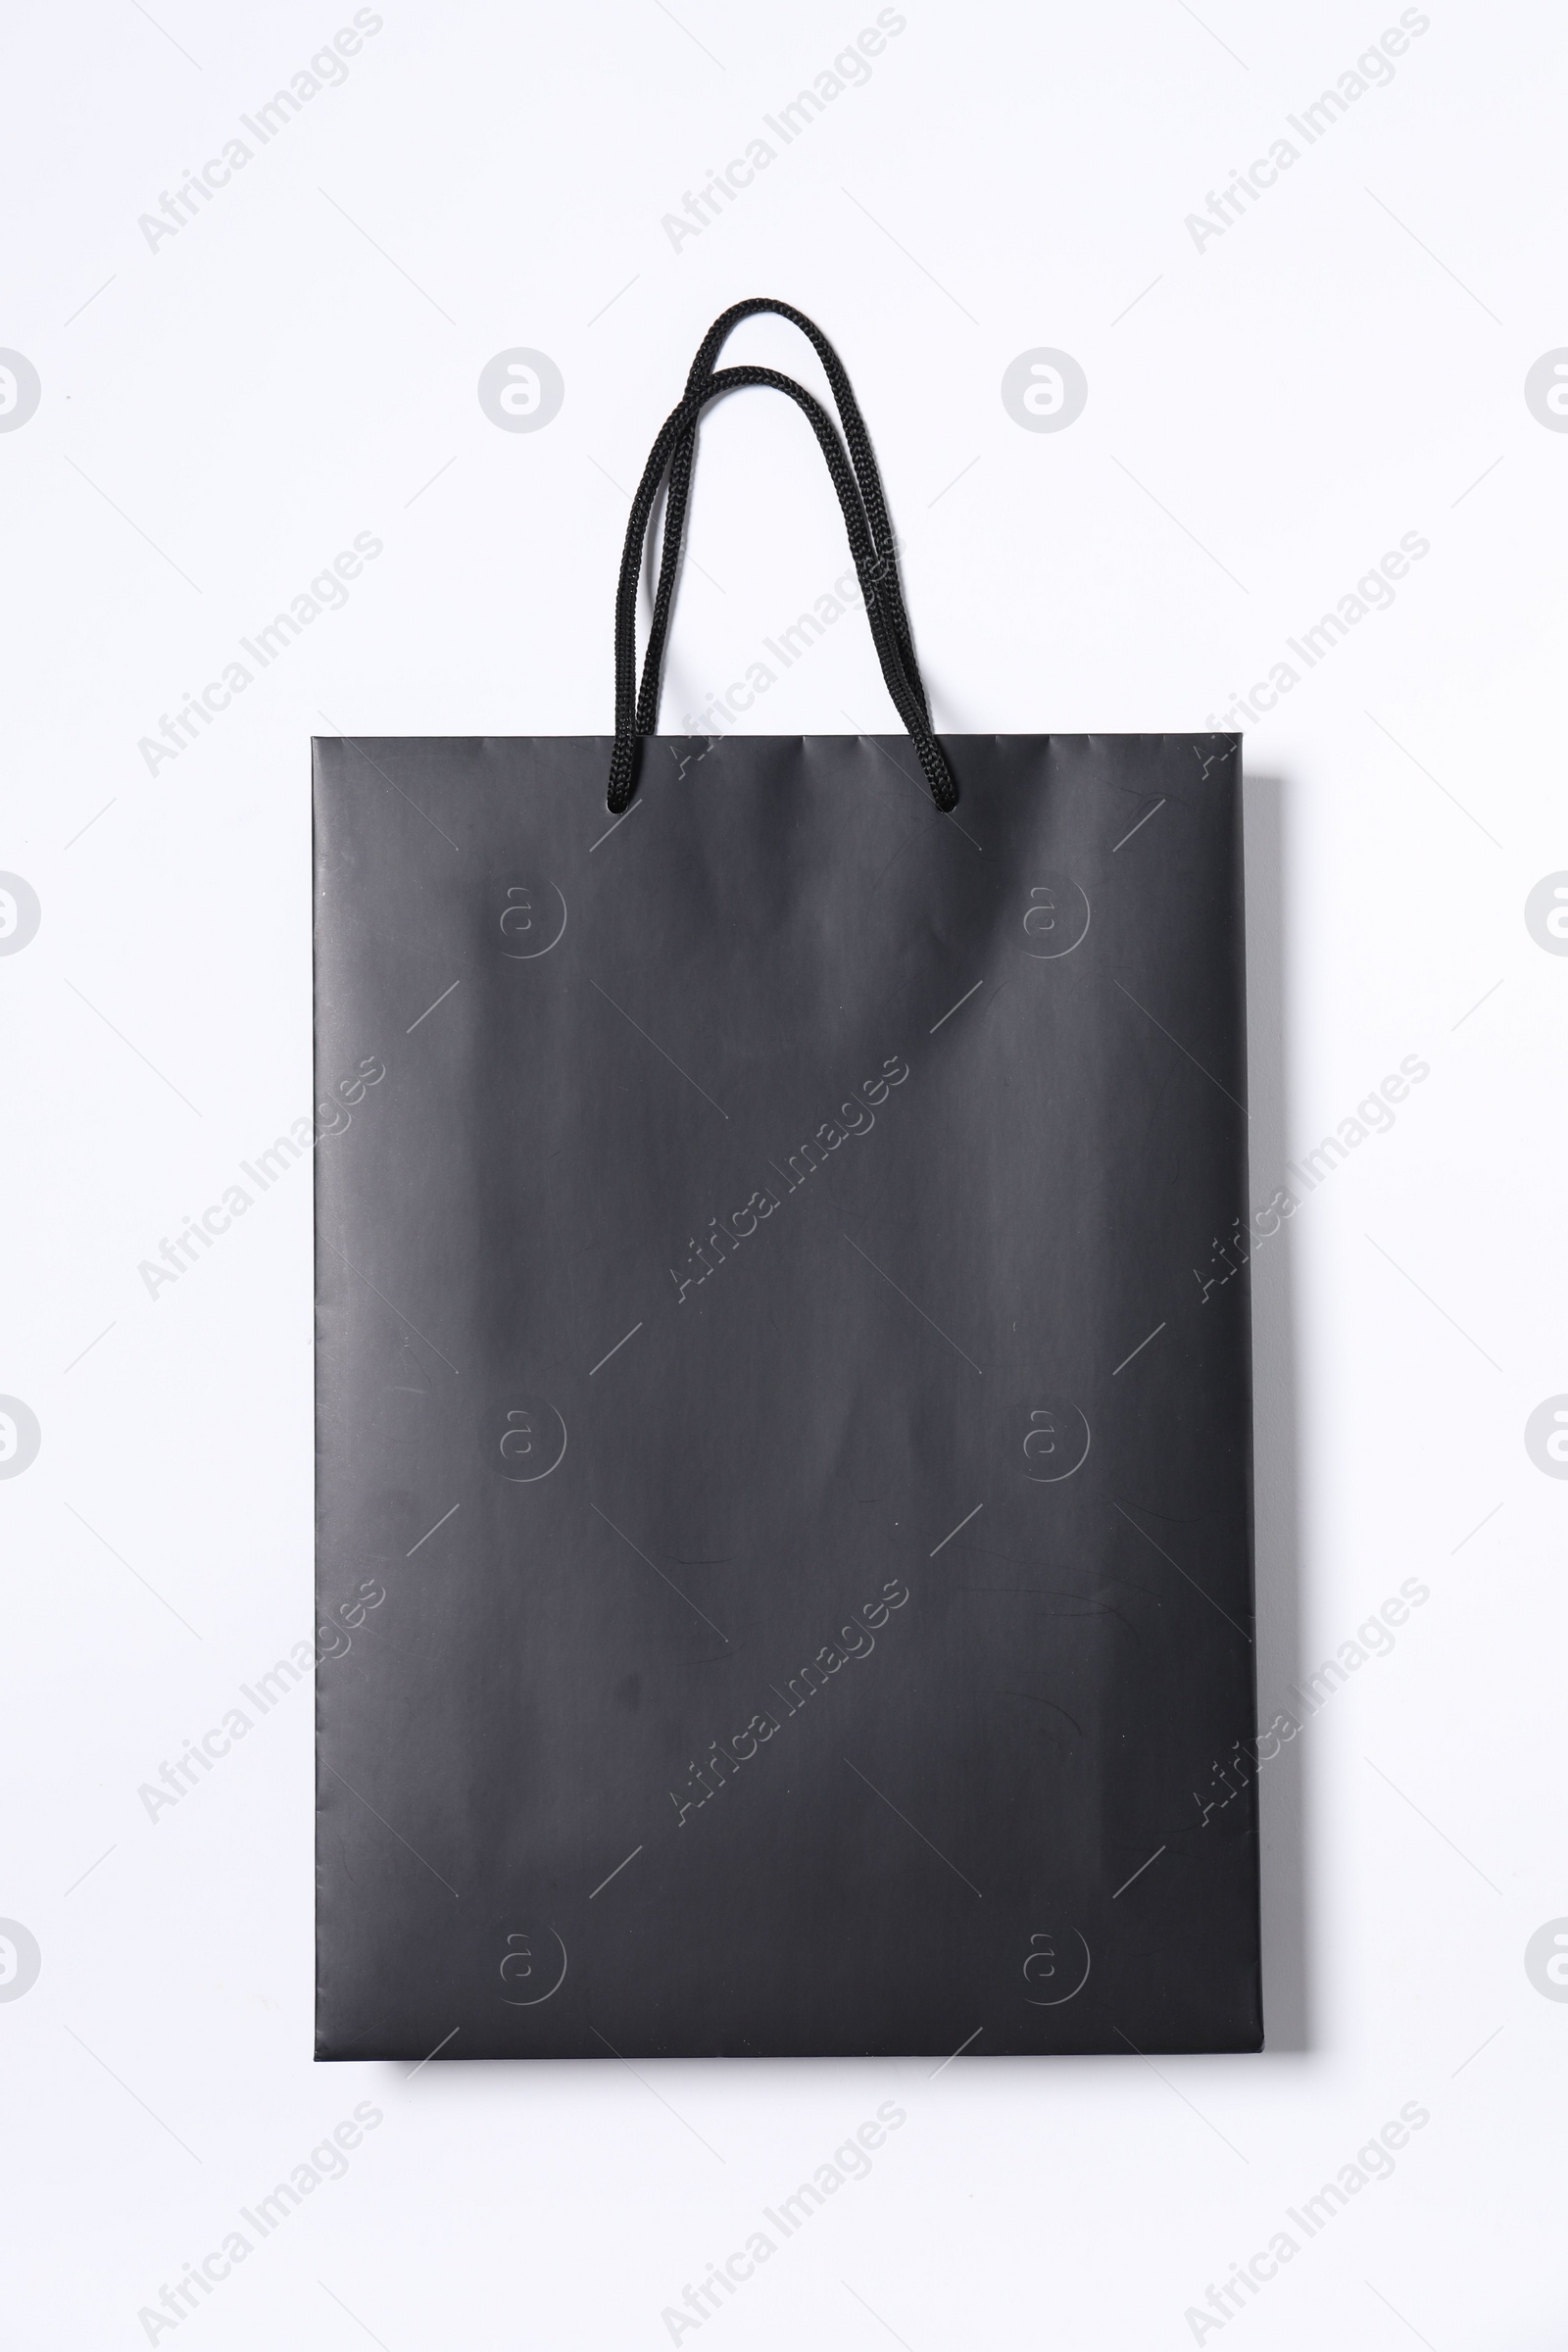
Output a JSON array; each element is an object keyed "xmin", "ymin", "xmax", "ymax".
[{"xmin": 314, "ymin": 300, "xmax": 1261, "ymax": 2059}]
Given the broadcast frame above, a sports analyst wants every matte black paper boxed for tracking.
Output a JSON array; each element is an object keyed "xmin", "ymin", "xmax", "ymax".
[{"xmin": 314, "ymin": 731, "xmax": 1261, "ymax": 2058}]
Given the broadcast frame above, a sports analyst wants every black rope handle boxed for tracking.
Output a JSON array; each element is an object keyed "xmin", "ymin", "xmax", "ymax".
[
  {"xmin": 608, "ymin": 366, "xmax": 956, "ymax": 815},
  {"xmin": 608, "ymin": 366, "xmax": 951, "ymax": 813},
  {"xmin": 635, "ymin": 298, "xmax": 928, "ymax": 738}
]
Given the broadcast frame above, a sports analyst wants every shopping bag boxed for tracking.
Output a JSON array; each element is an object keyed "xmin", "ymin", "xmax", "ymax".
[{"xmin": 314, "ymin": 299, "xmax": 1260, "ymax": 2058}]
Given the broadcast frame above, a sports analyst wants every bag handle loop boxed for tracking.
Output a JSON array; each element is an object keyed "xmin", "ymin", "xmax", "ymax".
[
  {"xmin": 635, "ymin": 299, "xmax": 928, "ymax": 737},
  {"xmin": 608, "ymin": 332, "xmax": 955, "ymax": 814}
]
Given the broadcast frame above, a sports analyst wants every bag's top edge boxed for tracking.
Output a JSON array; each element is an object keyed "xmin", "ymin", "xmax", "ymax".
[{"xmin": 309, "ymin": 731, "xmax": 1244, "ymax": 749}]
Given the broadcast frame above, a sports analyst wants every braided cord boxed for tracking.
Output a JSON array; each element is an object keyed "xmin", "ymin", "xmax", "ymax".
[
  {"xmin": 635, "ymin": 298, "xmax": 928, "ymax": 736},
  {"xmin": 608, "ymin": 366, "xmax": 953, "ymax": 813}
]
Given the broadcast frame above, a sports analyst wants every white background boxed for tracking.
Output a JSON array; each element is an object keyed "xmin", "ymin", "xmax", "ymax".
[{"xmin": 2, "ymin": 0, "xmax": 1565, "ymax": 2344}]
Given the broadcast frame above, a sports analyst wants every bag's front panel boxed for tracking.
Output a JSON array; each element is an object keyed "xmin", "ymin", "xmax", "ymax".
[{"xmin": 315, "ymin": 730, "xmax": 1258, "ymax": 2057}]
